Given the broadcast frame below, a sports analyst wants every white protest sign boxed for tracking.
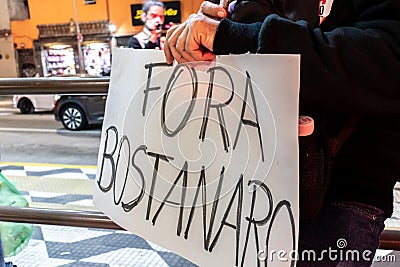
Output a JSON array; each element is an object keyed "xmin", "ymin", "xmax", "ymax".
[{"xmin": 94, "ymin": 49, "xmax": 300, "ymax": 266}]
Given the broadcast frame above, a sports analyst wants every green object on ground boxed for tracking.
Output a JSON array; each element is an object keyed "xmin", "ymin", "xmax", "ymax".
[{"xmin": 0, "ymin": 172, "xmax": 33, "ymax": 257}]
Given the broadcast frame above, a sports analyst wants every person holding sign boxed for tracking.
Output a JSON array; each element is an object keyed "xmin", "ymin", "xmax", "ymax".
[
  {"xmin": 163, "ymin": 0, "xmax": 400, "ymax": 266},
  {"xmin": 128, "ymin": 0, "xmax": 165, "ymax": 50}
]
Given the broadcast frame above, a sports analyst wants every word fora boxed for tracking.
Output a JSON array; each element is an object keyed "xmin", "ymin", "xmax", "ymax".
[
  {"xmin": 142, "ymin": 62, "xmax": 265, "ymax": 160},
  {"xmin": 97, "ymin": 132, "xmax": 295, "ymax": 266}
]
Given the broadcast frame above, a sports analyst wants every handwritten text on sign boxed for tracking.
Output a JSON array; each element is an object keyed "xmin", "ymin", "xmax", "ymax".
[{"xmin": 94, "ymin": 49, "xmax": 300, "ymax": 266}]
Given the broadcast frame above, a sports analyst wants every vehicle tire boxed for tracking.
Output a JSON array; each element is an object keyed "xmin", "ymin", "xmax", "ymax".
[
  {"xmin": 60, "ymin": 104, "xmax": 87, "ymax": 131},
  {"xmin": 19, "ymin": 98, "xmax": 34, "ymax": 114}
]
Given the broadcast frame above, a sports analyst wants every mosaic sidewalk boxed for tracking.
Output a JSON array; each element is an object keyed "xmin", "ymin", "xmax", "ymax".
[{"xmin": 0, "ymin": 163, "xmax": 197, "ymax": 267}]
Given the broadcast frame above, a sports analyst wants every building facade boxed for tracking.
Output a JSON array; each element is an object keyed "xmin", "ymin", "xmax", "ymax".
[{"xmin": 4, "ymin": 0, "xmax": 203, "ymax": 77}]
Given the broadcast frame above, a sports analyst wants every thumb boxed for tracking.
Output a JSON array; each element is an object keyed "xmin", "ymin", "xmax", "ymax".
[{"xmin": 199, "ymin": 1, "xmax": 228, "ymax": 19}]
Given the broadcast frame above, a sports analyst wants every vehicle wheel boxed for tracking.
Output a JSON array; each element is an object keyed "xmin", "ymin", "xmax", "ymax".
[
  {"xmin": 19, "ymin": 98, "xmax": 34, "ymax": 114},
  {"xmin": 60, "ymin": 104, "xmax": 87, "ymax": 131}
]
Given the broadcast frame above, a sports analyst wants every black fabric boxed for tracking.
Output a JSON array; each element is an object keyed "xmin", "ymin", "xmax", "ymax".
[
  {"xmin": 213, "ymin": 0, "xmax": 400, "ymax": 217},
  {"xmin": 213, "ymin": 20, "xmax": 261, "ymax": 54},
  {"xmin": 230, "ymin": 0, "xmax": 282, "ymax": 23},
  {"xmin": 128, "ymin": 36, "xmax": 160, "ymax": 49},
  {"xmin": 298, "ymin": 113, "xmax": 331, "ymax": 220}
]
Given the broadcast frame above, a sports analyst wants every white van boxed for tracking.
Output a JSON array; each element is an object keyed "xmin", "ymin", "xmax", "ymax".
[{"xmin": 13, "ymin": 94, "xmax": 55, "ymax": 114}]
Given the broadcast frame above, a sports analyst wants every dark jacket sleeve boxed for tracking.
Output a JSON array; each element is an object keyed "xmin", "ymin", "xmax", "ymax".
[
  {"xmin": 213, "ymin": 0, "xmax": 400, "ymax": 115},
  {"xmin": 128, "ymin": 36, "xmax": 158, "ymax": 49},
  {"xmin": 128, "ymin": 37, "xmax": 142, "ymax": 49}
]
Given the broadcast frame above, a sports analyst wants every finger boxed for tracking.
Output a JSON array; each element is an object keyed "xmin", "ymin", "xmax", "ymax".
[
  {"xmin": 184, "ymin": 32, "xmax": 216, "ymax": 62},
  {"xmin": 189, "ymin": 47, "xmax": 216, "ymax": 62},
  {"xmin": 184, "ymin": 19, "xmax": 217, "ymax": 62},
  {"xmin": 175, "ymin": 27, "xmax": 197, "ymax": 63},
  {"xmin": 168, "ymin": 24, "xmax": 187, "ymax": 63},
  {"xmin": 199, "ymin": 1, "xmax": 227, "ymax": 19},
  {"xmin": 164, "ymin": 24, "xmax": 185, "ymax": 64},
  {"xmin": 163, "ymin": 38, "xmax": 174, "ymax": 64},
  {"xmin": 164, "ymin": 25, "xmax": 180, "ymax": 64},
  {"xmin": 200, "ymin": 51, "xmax": 216, "ymax": 62}
]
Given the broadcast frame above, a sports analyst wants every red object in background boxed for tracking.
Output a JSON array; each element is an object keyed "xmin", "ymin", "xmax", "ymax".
[{"xmin": 77, "ymin": 33, "xmax": 83, "ymax": 43}]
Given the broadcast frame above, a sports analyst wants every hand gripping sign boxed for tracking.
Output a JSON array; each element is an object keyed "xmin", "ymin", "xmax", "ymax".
[{"xmin": 94, "ymin": 49, "xmax": 300, "ymax": 267}]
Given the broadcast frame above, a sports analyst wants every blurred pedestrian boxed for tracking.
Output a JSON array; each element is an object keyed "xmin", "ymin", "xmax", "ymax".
[{"xmin": 128, "ymin": 0, "xmax": 165, "ymax": 50}]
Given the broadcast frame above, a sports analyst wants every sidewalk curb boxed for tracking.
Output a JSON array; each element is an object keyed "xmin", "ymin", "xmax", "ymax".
[
  {"xmin": 0, "ymin": 127, "xmax": 101, "ymax": 137},
  {"xmin": 0, "ymin": 101, "xmax": 13, "ymax": 108},
  {"xmin": 0, "ymin": 96, "xmax": 13, "ymax": 108}
]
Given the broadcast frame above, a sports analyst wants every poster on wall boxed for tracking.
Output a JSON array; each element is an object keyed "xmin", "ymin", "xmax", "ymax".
[
  {"xmin": 93, "ymin": 49, "xmax": 300, "ymax": 266},
  {"xmin": 131, "ymin": 1, "xmax": 181, "ymax": 26}
]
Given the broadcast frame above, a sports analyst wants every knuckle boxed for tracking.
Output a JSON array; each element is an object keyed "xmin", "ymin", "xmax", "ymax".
[
  {"xmin": 200, "ymin": 1, "xmax": 207, "ymax": 9},
  {"xmin": 166, "ymin": 29, "xmax": 173, "ymax": 38},
  {"xmin": 189, "ymin": 13, "xmax": 201, "ymax": 20}
]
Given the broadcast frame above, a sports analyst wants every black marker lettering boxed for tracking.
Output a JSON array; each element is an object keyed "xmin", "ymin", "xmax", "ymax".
[
  {"xmin": 241, "ymin": 180, "xmax": 273, "ymax": 267},
  {"xmin": 97, "ymin": 129, "xmax": 146, "ymax": 212},
  {"xmin": 121, "ymin": 145, "xmax": 147, "ymax": 212},
  {"xmin": 151, "ymin": 162, "xmax": 188, "ymax": 237},
  {"xmin": 97, "ymin": 126, "xmax": 118, "ymax": 192},
  {"xmin": 199, "ymin": 66, "xmax": 234, "ymax": 153},
  {"xmin": 233, "ymin": 71, "xmax": 265, "ymax": 161},
  {"xmin": 161, "ymin": 65, "xmax": 198, "ymax": 137},
  {"xmin": 209, "ymin": 175, "xmax": 243, "ymax": 267},
  {"xmin": 142, "ymin": 62, "xmax": 172, "ymax": 116},
  {"xmin": 205, "ymin": 166, "xmax": 225, "ymax": 249},
  {"xmin": 264, "ymin": 200, "xmax": 296, "ymax": 267},
  {"xmin": 184, "ymin": 166, "xmax": 207, "ymax": 250},
  {"xmin": 113, "ymin": 135, "xmax": 131, "ymax": 206},
  {"xmin": 146, "ymin": 151, "xmax": 174, "ymax": 220}
]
